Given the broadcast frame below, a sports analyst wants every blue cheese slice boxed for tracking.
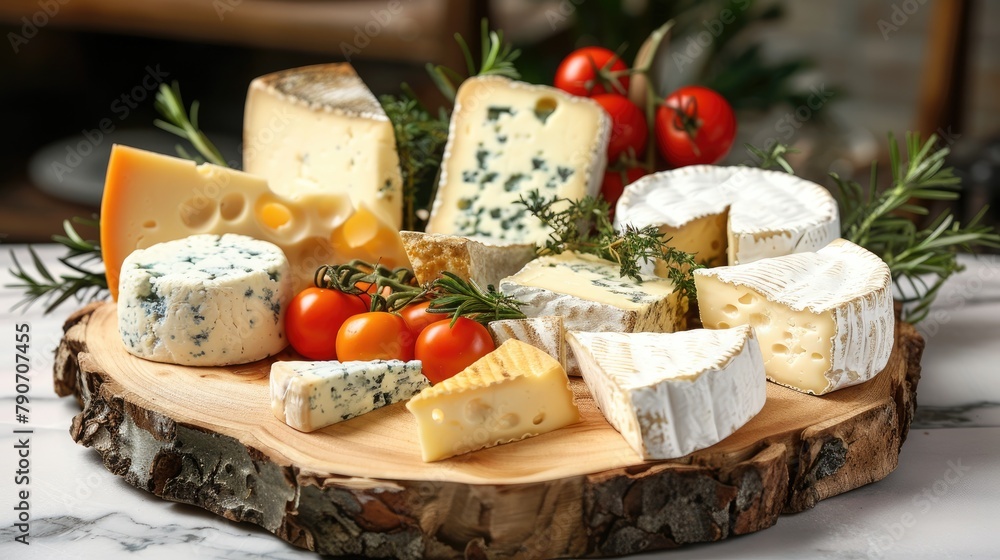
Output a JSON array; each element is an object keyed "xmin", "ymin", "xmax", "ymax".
[
  {"xmin": 117, "ymin": 234, "xmax": 292, "ymax": 366},
  {"xmin": 426, "ymin": 76, "xmax": 611, "ymax": 244},
  {"xmin": 270, "ymin": 360, "xmax": 427, "ymax": 432},
  {"xmin": 499, "ymin": 251, "xmax": 688, "ymax": 375}
]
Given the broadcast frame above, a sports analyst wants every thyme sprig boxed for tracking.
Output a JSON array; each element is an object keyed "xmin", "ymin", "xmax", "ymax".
[
  {"xmin": 517, "ymin": 191, "xmax": 699, "ymax": 302},
  {"xmin": 7, "ymin": 217, "xmax": 108, "ymax": 313},
  {"xmin": 427, "ymin": 18, "xmax": 521, "ymax": 102},
  {"xmin": 428, "ymin": 272, "xmax": 526, "ymax": 326},
  {"xmin": 153, "ymin": 82, "xmax": 228, "ymax": 166}
]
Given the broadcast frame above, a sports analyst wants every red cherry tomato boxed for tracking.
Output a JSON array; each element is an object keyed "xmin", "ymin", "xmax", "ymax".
[
  {"xmin": 285, "ymin": 287, "xmax": 367, "ymax": 360},
  {"xmin": 601, "ymin": 166, "xmax": 649, "ymax": 214},
  {"xmin": 655, "ymin": 86, "xmax": 736, "ymax": 167},
  {"xmin": 399, "ymin": 301, "xmax": 443, "ymax": 337},
  {"xmin": 415, "ymin": 318, "xmax": 495, "ymax": 384},
  {"xmin": 336, "ymin": 312, "xmax": 415, "ymax": 362},
  {"xmin": 554, "ymin": 46, "xmax": 629, "ymax": 97},
  {"xmin": 592, "ymin": 93, "xmax": 648, "ymax": 162}
]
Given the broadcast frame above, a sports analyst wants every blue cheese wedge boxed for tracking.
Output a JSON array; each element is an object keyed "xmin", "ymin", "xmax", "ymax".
[
  {"xmin": 567, "ymin": 326, "xmax": 766, "ymax": 460},
  {"xmin": 270, "ymin": 360, "xmax": 427, "ymax": 432},
  {"xmin": 499, "ymin": 251, "xmax": 687, "ymax": 374},
  {"xmin": 117, "ymin": 234, "xmax": 292, "ymax": 366},
  {"xmin": 426, "ymin": 76, "xmax": 610, "ymax": 244}
]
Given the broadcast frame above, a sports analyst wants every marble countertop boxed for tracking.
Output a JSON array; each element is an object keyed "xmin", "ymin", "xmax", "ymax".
[{"xmin": 1, "ymin": 245, "xmax": 997, "ymax": 559}]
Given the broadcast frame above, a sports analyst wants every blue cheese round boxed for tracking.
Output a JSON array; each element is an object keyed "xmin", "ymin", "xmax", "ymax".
[{"xmin": 117, "ymin": 234, "xmax": 292, "ymax": 366}]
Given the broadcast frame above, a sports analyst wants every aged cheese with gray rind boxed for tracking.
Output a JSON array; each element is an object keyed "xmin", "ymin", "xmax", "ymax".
[
  {"xmin": 614, "ymin": 165, "xmax": 840, "ymax": 267},
  {"xmin": 567, "ymin": 326, "xmax": 766, "ymax": 460},
  {"xmin": 270, "ymin": 359, "xmax": 427, "ymax": 432},
  {"xmin": 400, "ymin": 231, "xmax": 536, "ymax": 288},
  {"xmin": 499, "ymin": 252, "xmax": 687, "ymax": 375},
  {"xmin": 488, "ymin": 316, "xmax": 566, "ymax": 369},
  {"xmin": 694, "ymin": 238, "xmax": 894, "ymax": 395},
  {"xmin": 117, "ymin": 234, "xmax": 292, "ymax": 366},
  {"xmin": 427, "ymin": 76, "xmax": 610, "ymax": 244}
]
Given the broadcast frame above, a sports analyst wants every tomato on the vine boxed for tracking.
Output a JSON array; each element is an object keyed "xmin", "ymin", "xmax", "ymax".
[
  {"xmin": 399, "ymin": 301, "xmax": 443, "ymax": 337},
  {"xmin": 336, "ymin": 312, "xmax": 415, "ymax": 362},
  {"xmin": 655, "ymin": 86, "xmax": 736, "ymax": 167},
  {"xmin": 415, "ymin": 318, "xmax": 495, "ymax": 384},
  {"xmin": 354, "ymin": 281, "xmax": 392, "ymax": 310},
  {"xmin": 592, "ymin": 94, "xmax": 647, "ymax": 162},
  {"xmin": 285, "ymin": 287, "xmax": 367, "ymax": 360},
  {"xmin": 554, "ymin": 46, "xmax": 629, "ymax": 97},
  {"xmin": 601, "ymin": 166, "xmax": 649, "ymax": 213}
]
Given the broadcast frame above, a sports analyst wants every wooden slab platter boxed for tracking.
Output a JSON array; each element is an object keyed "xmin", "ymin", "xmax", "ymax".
[{"xmin": 53, "ymin": 302, "xmax": 923, "ymax": 559}]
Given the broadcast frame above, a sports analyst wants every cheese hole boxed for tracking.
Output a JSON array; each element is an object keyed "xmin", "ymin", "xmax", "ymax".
[
  {"xmin": 749, "ymin": 313, "xmax": 770, "ymax": 326},
  {"xmin": 811, "ymin": 353, "xmax": 824, "ymax": 361},
  {"xmin": 738, "ymin": 293, "xmax": 756, "ymax": 305},
  {"xmin": 431, "ymin": 409, "xmax": 444, "ymax": 424},
  {"xmin": 498, "ymin": 413, "xmax": 520, "ymax": 429},
  {"xmin": 534, "ymin": 97, "xmax": 558, "ymax": 123},
  {"xmin": 532, "ymin": 413, "xmax": 545, "ymax": 425},
  {"xmin": 259, "ymin": 202, "xmax": 292, "ymax": 230},
  {"xmin": 142, "ymin": 220, "xmax": 157, "ymax": 229},
  {"xmin": 179, "ymin": 197, "xmax": 217, "ymax": 229},
  {"xmin": 722, "ymin": 304, "xmax": 739, "ymax": 316},
  {"xmin": 465, "ymin": 399, "xmax": 492, "ymax": 423},
  {"xmin": 219, "ymin": 193, "xmax": 246, "ymax": 221},
  {"xmin": 717, "ymin": 321, "xmax": 731, "ymax": 329},
  {"xmin": 772, "ymin": 343, "xmax": 789, "ymax": 354}
]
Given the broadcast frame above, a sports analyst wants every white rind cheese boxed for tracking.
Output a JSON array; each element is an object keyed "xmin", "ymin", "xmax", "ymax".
[
  {"xmin": 499, "ymin": 252, "xmax": 687, "ymax": 375},
  {"xmin": 567, "ymin": 326, "xmax": 766, "ymax": 460},
  {"xmin": 427, "ymin": 76, "xmax": 611, "ymax": 244},
  {"xmin": 488, "ymin": 316, "xmax": 566, "ymax": 369},
  {"xmin": 270, "ymin": 360, "xmax": 427, "ymax": 432},
  {"xmin": 244, "ymin": 63, "xmax": 403, "ymax": 229},
  {"xmin": 117, "ymin": 234, "xmax": 292, "ymax": 366},
  {"xmin": 406, "ymin": 340, "xmax": 580, "ymax": 462},
  {"xmin": 400, "ymin": 231, "xmax": 536, "ymax": 288},
  {"xmin": 615, "ymin": 166, "xmax": 840, "ymax": 267},
  {"xmin": 695, "ymin": 238, "xmax": 894, "ymax": 395}
]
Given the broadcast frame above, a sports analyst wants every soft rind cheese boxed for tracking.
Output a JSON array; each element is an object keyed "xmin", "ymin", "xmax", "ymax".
[
  {"xmin": 567, "ymin": 326, "xmax": 766, "ymax": 460},
  {"xmin": 100, "ymin": 145, "xmax": 408, "ymax": 298},
  {"xmin": 406, "ymin": 340, "xmax": 580, "ymax": 462},
  {"xmin": 270, "ymin": 359, "xmax": 427, "ymax": 432},
  {"xmin": 427, "ymin": 76, "xmax": 611, "ymax": 244},
  {"xmin": 117, "ymin": 234, "xmax": 292, "ymax": 366},
  {"xmin": 499, "ymin": 252, "xmax": 687, "ymax": 375},
  {"xmin": 400, "ymin": 231, "xmax": 536, "ymax": 288},
  {"xmin": 614, "ymin": 166, "xmax": 840, "ymax": 267},
  {"xmin": 487, "ymin": 316, "xmax": 566, "ymax": 369},
  {"xmin": 244, "ymin": 63, "xmax": 403, "ymax": 230},
  {"xmin": 694, "ymin": 238, "xmax": 894, "ymax": 395}
]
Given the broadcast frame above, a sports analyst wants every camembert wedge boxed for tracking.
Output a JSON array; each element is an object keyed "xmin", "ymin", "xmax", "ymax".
[
  {"xmin": 695, "ymin": 239, "xmax": 894, "ymax": 395},
  {"xmin": 567, "ymin": 326, "xmax": 766, "ymax": 460},
  {"xmin": 406, "ymin": 340, "xmax": 580, "ymax": 462},
  {"xmin": 614, "ymin": 166, "xmax": 839, "ymax": 268}
]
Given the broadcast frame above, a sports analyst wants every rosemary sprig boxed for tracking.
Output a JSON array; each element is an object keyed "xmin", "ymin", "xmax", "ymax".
[
  {"xmin": 153, "ymin": 82, "xmax": 228, "ymax": 167},
  {"xmin": 747, "ymin": 135, "xmax": 1000, "ymax": 324},
  {"xmin": 428, "ymin": 272, "xmax": 526, "ymax": 326},
  {"xmin": 829, "ymin": 133, "xmax": 999, "ymax": 322},
  {"xmin": 314, "ymin": 260, "xmax": 424, "ymax": 312},
  {"xmin": 745, "ymin": 141, "xmax": 796, "ymax": 173},
  {"xmin": 6, "ymin": 217, "xmax": 108, "ymax": 313},
  {"xmin": 426, "ymin": 18, "xmax": 521, "ymax": 102},
  {"xmin": 517, "ymin": 191, "xmax": 700, "ymax": 302}
]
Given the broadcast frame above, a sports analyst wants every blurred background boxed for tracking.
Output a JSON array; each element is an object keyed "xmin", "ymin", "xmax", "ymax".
[{"xmin": 0, "ymin": 0, "xmax": 997, "ymax": 245}]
